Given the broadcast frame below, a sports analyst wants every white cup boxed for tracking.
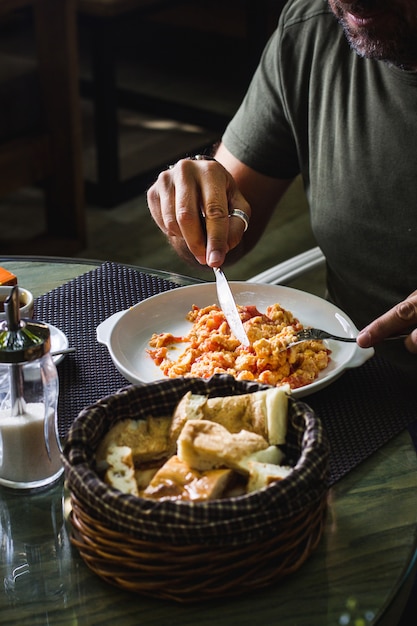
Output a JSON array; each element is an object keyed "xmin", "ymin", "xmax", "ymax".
[{"xmin": 0, "ymin": 286, "xmax": 34, "ymax": 321}]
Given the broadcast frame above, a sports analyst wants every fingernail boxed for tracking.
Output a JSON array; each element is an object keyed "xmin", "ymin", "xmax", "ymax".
[{"xmin": 208, "ymin": 250, "xmax": 224, "ymax": 266}]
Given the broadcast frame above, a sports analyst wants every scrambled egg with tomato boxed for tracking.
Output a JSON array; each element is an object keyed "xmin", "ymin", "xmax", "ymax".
[{"xmin": 147, "ymin": 303, "xmax": 330, "ymax": 389}]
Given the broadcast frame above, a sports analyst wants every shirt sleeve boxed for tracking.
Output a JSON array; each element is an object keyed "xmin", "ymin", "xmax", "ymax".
[{"xmin": 221, "ymin": 20, "xmax": 300, "ymax": 180}]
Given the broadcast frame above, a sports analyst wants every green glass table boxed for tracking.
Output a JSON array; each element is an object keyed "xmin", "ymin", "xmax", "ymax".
[{"xmin": 0, "ymin": 256, "xmax": 416, "ymax": 626}]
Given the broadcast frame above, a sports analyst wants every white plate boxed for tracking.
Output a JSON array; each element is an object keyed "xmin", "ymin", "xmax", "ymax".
[
  {"xmin": 97, "ymin": 282, "xmax": 374, "ymax": 398},
  {"xmin": 49, "ymin": 323, "xmax": 69, "ymax": 365}
]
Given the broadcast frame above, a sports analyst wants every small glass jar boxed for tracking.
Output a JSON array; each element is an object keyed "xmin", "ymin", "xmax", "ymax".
[
  {"xmin": 0, "ymin": 482, "xmax": 73, "ymax": 607},
  {"xmin": 0, "ymin": 287, "xmax": 63, "ymax": 490}
]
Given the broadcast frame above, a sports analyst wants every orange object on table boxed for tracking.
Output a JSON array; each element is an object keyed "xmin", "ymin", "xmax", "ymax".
[{"xmin": 0, "ymin": 266, "xmax": 17, "ymax": 285}]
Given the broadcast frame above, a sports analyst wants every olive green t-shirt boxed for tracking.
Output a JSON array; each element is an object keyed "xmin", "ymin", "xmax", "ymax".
[{"xmin": 222, "ymin": 0, "xmax": 417, "ymax": 376}]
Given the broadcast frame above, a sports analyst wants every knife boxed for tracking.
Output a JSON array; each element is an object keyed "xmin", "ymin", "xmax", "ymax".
[{"xmin": 213, "ymin": 267, "xmax": 250, "ymax": 347}]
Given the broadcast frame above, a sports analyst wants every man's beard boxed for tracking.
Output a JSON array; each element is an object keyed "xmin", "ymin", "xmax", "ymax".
[{"xmin": 328, "ymin": 1, "xmax": 417, "ymax": 69}]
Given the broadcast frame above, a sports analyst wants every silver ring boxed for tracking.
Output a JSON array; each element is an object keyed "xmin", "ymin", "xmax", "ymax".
[
  {"xmin": 229, "ymin": 209, "xmax": 249, "ymax": 232},
  {"xmin": 168, "ymin": 155, "xmax": 216, "ymax": 170},
  {"xmin": 191, "ymin": 154, "xmax": 217, "ymax": 161}
]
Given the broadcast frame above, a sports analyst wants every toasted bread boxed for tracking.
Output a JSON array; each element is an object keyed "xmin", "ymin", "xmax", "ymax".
[
  {"xmin": 246, "ymin": 461, "xmax": 293, "ymax": 493},
  {"xmin": 103, "ymin": 445, "xmax": 139, "ymax": 496},
  {"xmin": 177, "ymin": 419, "xmax": 269, "ymax": 472},
  {"xmin": 96, "ymin": 417, "xmax": 171, "ymax": 466},
  {"xmin": 236, "ymin": 445, "xmax": 285, "ymax": 472},
  {"xmin": 97, "ymin": 385, "xmax": 291, "ymax": 500},
  {"xmin": 169, "ymin": 391, "xmax": 208, "ymax": 449},
  {"xmin": 171, "ymin": 385, "xmax": 290, "ymax": 446},
  {"xmin": 142, "ymin": 454, "xmax": 234, "ymax": 501}
]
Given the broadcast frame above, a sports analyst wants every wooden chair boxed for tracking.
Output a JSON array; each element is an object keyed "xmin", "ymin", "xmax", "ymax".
[
  {"xmin": 78, "ymin": 0, "xmax": 179, "ymax": 208},
  {"xmin": 77, "ymin": 0, "xmax": 285, "ymax": 208},
  {"xmin": 0, "ymin": 0, "xmax": 86, "ymax": 255}
]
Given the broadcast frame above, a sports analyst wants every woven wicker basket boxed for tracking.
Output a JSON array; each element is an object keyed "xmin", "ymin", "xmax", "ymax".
[{"xmin": 63, "ymin": 375, "xmax": 329, "ymax": 602}]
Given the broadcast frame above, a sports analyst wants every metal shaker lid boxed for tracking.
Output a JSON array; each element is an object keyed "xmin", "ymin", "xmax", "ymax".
[{"xmin": 0, "ymin": 286, "xmax": 51, "ymax": 363}]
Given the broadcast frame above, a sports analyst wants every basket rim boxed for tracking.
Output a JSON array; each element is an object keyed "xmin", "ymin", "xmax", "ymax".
[{"xmin": 63, "ymin": 375, "xmax": 329, "ymax": 546}]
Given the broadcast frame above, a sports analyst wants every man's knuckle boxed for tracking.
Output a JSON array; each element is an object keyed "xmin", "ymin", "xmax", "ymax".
[
  {"xmin": 204, "ymin": 203, "xmax": 228, "ymax": 220},
  {"xmin": 176, "ymin": 206, "xmax": 195, "ymax": 226},
  {"xmin": 397, "ymin": 300, "xmax": 417, "ymax": 321}
]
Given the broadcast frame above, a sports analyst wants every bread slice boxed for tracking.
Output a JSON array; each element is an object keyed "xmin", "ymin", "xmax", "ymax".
[
  {"xmin": 135, "ymin": 467, "xmax": 159, "ymax": 491},
  {"xmin": 142, "ymin": 454, "xmax": 234, "ymax": 501},
  {"xmin": 236, "ymin": 445, "xmax": 285, "ymax": 472},
  {"xmin": 171, "ymin": 385, "xmax": 290, "ymax": 446},
  {"xmin": 103, "ymin": 445, "xmax": 139, "ymax": 496},
  {"xmin": 264, "ymin": 385, "xmax": 290, "ymax": 445},
  {"xmin": 96, "ymin": 417, "xmax": 171, "ymax": 466},
  {"xmin": 246, "ymin": 461, "xmax": 293, "ymax": 493},
  {"xmin": 169, "ymin": 391, "xmax": 208, "ymax": 449},
  {"xmin": 204, "ymin": 393, "xmax": 265, "ymax": 435},
  {"xmin": 177, "ymin": 419, "xmax": 269, "ymax": 472},
  {"xmin": 216, "ymin": 385, "xmax": 289, "ymax": 444}
]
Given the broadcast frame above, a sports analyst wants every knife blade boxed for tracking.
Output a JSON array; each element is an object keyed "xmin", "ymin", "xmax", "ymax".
[{"xmin": 213, "ymin": 267, "xmax": 250, "ymax": 347}]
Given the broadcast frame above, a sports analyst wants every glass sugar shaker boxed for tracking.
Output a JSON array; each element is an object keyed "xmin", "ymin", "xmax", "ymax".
[{"xmin": 0, "ymin": 286, "xmax": 63, "ymax": 490}]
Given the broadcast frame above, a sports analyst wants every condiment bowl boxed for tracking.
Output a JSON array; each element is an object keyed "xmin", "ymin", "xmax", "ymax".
[{"xmin": 0, "ymin": 286, "xmax": 34, "ymax": 320}]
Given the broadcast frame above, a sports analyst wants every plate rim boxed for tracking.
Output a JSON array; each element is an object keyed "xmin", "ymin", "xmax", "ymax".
[{"xmin": 48, "ymin": 323, "xmax": 69, "ymax": 365}]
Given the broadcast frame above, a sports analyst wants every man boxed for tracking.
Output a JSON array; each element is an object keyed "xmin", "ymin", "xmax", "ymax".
[{"xmin": 147, "ymin": 0, "xmax": 417, "ymax": 377}]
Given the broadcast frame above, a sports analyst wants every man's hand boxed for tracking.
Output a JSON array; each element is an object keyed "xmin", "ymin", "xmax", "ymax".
[
  {"xmin": 147, "ymin": 156, "xmax": 251, "ymax": 268},
  {"xmin": 357, "ymin": 290, "xmax": 417, "ymax": 353}
]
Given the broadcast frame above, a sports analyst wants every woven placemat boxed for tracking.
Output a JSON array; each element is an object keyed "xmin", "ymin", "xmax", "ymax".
[
  {"xmin": 34, "ymin": 261, "xmax": 181, "ymax": 435},
  {"xmin": 34, "ymin": 261, "xmax": 416, "ymax": 486},
  {"xmin": 306, "ymin": 358, "xmax": 416, "ymax": 484}
]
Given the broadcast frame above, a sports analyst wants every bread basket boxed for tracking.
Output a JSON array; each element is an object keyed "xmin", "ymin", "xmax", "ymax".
[{"xmin": 63, "ymin": 375, "xmax": 329, "ymax": 602}]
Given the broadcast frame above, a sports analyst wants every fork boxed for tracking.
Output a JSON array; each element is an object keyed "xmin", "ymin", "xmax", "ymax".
[{"xmin": 284, "ymin": 328, "xmax": 409, "ymax": 349}]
